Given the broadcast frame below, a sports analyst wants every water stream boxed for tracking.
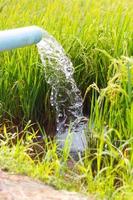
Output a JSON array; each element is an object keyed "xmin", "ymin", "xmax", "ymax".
[{"xmin": 37, "ymin": 30, "xmax": 87, "ymax": 157}]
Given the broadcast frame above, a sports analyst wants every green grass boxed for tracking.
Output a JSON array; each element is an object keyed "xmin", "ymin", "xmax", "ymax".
[{"xmin": 0, "ymin": 0, "xmax": 133, "ymax": 199}]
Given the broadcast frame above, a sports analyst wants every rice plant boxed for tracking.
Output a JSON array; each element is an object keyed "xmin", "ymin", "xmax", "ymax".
[{"xmin": 0, "ymin": 0, "xmax": 133, "ymax": 199}]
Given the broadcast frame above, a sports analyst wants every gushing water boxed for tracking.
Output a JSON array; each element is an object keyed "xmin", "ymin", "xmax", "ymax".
[{"xmin": 37, "ymin": 30, "xmax": 87, "ymax": 156}]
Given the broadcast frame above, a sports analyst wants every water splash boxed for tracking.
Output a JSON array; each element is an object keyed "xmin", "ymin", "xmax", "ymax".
[{"xmin": 37, "ymin": 30, "xmax": 87, "ymax": 157}]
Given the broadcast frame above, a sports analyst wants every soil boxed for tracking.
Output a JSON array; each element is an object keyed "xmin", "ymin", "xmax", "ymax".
[{"xmin": 0, "ymin": 170, "xmax": 94, "ymax": 200}]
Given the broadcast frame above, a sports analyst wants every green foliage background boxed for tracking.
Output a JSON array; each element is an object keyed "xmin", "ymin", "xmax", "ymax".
[{"xmin": 0, "ymin": 0, "xmax": 133, "ymax": 199}]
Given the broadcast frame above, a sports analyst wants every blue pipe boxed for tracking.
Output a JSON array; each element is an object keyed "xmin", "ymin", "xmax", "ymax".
[{"xmin": 0, "ymin": 26, "xmax": 43, "ymax": 51}]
